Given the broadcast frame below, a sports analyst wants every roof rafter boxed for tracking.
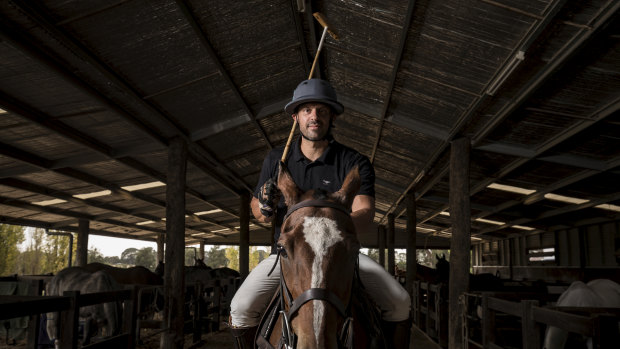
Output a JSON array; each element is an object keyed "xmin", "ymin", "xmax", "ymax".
[
  {"xmin": 0, "ymin": 142, "xmax": 237, "ymax": 238},
  {"xmin": 369, "ymin": 0, "xmax": 417, "ymax": 163},
  {"xmin": 378, "ymin": 1, "xmax": 619, "ymax": 226},
  {"xmin": 174, "ymin": 0, "xmax": 273, "ymax": 150},
  {"xmin": 4, "ymin": 0, "xmax": 251, "ymax": 194}
]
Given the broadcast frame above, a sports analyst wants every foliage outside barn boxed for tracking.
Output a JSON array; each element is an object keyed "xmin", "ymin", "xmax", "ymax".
[{"xmin": 1, "ymin": 224, "xmax": 272, "ymax": 275}]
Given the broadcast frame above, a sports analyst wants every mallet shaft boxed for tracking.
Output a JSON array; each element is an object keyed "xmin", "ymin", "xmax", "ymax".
[{"xmin": 281, "ymin": 13, "xmax": 337, "ymax": 163}]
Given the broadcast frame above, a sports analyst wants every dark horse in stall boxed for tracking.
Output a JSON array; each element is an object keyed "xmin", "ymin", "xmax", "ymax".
[{"xmin": 256, "ymin": 164, "xmax": 384, "ymax": 349}]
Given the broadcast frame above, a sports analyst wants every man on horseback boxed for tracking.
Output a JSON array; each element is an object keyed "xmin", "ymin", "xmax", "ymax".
[{"xmin": 229, "ymin": 79, "xmax": 411, "ymax": 348}]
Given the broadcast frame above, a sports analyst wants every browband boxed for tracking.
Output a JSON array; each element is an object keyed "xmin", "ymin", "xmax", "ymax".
[{"xmin": 283, "ymin": 199, "xmax": 351, "ymax": 222}]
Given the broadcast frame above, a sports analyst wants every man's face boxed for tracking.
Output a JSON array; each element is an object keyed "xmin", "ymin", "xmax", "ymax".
[{"xmin": 294, "ymin": 102, "xmax": 333, "ymax": 141}]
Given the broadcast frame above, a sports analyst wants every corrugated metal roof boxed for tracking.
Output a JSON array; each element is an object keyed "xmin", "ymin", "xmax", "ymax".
[{"xmin": 0, "ymin": 0, "xmax": 618, "ymax": 248}]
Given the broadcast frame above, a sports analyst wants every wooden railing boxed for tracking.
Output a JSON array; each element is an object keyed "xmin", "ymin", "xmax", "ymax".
[
  {"xmin": 1, "ymin": 275, "xmax": 241, "ymax": 348},
  {"xmin": 413, "ymin": 280, "xmax": 448, "ymax": 348},
  {"xmin": 0, "ymin": 287, "xmax": 136, "ymax": 349},
  {"xmin": 462, "ymin": 292, "xmax": 620, "ymax": 349}
]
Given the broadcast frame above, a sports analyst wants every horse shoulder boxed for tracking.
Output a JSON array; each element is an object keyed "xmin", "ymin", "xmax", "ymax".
[
  {"xmin": 586, "ymin": 279, "xmax": 620, "ymax": 307},
  {"xmin": 556, "ymin": 281, "xmax": 594, "ymax": 307}
]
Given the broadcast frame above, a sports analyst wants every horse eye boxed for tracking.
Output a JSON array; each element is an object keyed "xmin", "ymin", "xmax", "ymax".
[{"xmin": 277, "ymin": 244, "xmax": 288, "ymax": 258}]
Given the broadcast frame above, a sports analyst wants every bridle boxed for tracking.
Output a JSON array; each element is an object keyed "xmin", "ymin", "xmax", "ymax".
[{"xmin": 268, "ymin": 199, "xmax": 356, "ymax": 349}]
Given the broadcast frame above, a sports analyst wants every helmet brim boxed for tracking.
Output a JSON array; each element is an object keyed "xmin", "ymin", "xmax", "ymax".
[{"xmin": 284, "ymin": 97, "xmax": 344, "ymax": 115}]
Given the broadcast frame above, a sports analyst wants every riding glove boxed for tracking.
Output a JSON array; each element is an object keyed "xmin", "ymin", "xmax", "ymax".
[{"xmin": 258, "ymin": 177, "xmax": 280, "ymax": 217}]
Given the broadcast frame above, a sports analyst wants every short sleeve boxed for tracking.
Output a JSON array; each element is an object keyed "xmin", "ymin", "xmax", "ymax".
[
  {"xmin": 253, "ymin": 151, "xmax": 281, "ymax": 198},
  {"xmin": 354, "ymin": 154, "xmax": 375, "ymax": 198}
]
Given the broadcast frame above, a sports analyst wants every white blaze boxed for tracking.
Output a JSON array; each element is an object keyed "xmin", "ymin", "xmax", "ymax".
[{"xmin": 302, "ymin": 216, "xmax": 343, "ymax": 345}]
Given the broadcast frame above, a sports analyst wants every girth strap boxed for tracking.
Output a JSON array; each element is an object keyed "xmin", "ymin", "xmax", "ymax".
[{"xmin": 288, "ymin": 288, "xmax": 348, "ymax": 319}]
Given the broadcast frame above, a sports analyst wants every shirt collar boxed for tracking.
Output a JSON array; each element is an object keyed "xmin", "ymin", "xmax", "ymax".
[{"xmin": 290, "ymin": 137, "xmax": 337, "ymax": 164}]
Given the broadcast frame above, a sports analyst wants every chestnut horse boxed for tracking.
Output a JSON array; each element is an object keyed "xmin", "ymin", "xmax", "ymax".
[{"xmin": 256, "ymin": 165, "xmax": 381, "ymax": 349}]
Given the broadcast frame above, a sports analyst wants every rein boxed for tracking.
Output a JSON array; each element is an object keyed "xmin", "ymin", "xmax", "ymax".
[{"xmin": 271, "ymin": 198, "xmax": 355, "ymax": 349}]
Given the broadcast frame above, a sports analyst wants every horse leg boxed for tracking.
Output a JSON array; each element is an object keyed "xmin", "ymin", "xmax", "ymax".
[
  {"xmin": 82, "ymin": 317, "xmax": 95, "ymax": 345},
  {"xmin": 543, "ymin": 326, "xmax": 568, "ymax": 349}
]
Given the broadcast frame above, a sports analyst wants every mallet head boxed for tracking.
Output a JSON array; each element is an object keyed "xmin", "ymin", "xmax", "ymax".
[{"xmin": 313, "ymin": 12, "xmax": 339, "ymax": 40}]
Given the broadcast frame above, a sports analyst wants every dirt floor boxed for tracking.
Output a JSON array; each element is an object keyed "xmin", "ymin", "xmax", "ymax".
[
  {"xmin": 136, "ymin": 324, "xmax": 234, "ymax": 349},
  {"xmin": 0, "ymin": 323, "xmax": 439, "ymax": 349}
]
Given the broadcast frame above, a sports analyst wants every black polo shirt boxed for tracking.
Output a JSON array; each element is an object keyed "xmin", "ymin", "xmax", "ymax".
[{"xmin": 254, "ymin": 137, "xmax": 375, "ymax": 252}]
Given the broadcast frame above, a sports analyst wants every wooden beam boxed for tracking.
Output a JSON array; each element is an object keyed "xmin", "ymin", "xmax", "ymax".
[
  {"xmin": 448, "ymin": 137, "xmax": 471, "ymax": 349},
  {"xmin": 174, "ymin": 0, "xmax": 273, "ymax": 151},
  {"xmin": 75, "ymin": 219, "xmax": 89, "ymax": 266},
  {"xmin": 376, "ymin": 1, "xmax": 619, "ymax": 229},
  {"xmin": 0, "ymin": 7, "xmax": 250, "ymax": 195},
  {"xmin": 387, "ymin": 214, "xmax": 396, "ymax": 276},
  {"xmin": 163, "ymin": 137, "xmax": 187, "ymax": 348},
  {"xmin": 0, "ymin": 144, "xmax": 237, "ymax": 235},
  {"xmin": 239, "ymin": 192, "xmax": 250, "ymax": 279},
  {"xmin": 369, "ymin": 0, "xmax": 418, "ymax": 162},
  {"xmin": 405, "ymin": 191, "xmax": 416, "ymax": 297},
  {"xmin": 378, "ymin": 225, "xmax": 386, "ymax": 270}
]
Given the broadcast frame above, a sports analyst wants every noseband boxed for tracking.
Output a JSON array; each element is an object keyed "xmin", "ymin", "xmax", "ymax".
[{"xmin": 272, "ymin": 199, "xmax": 355, "ymax": 349}]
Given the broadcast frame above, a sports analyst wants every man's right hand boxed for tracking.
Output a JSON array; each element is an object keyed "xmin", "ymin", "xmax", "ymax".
[{"xmin": 258, "ymin": 178, "xmax": 280, "ymax": 217}]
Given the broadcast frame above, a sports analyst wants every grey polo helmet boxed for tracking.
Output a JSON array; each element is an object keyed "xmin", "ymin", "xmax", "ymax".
[{"xmin": 284, "ymin": 79, "xmax": 344, "ymax": 115}]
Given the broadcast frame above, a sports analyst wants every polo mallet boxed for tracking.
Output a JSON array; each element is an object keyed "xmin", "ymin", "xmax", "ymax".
[{"xmin": 281, "ymin": 12, "xmax": 339, "ymax": 163}]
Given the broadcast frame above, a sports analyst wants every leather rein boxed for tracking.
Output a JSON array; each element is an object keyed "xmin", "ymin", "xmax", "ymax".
[{"xmin": 269, "ymin": 199, "xmax": 355, "ymax": 349}]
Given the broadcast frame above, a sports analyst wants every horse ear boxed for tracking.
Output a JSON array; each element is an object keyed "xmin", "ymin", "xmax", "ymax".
[
  {"xmin": 333, "ymin": 167, "xmax": 361, "ymax": 209},
  {"xmin": 277, "ymin": 161, "xmax": 301, "ymax": 206}
]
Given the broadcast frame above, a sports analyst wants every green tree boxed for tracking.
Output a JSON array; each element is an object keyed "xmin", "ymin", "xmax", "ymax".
[
  {"xmin": 135, "ymin": 247, "xmax": 157, "ymax": 269},
  {"xmin": 363, "ymin": 248, "xmax": 381, "ymax": 264},
  {"xmin": 249, "ymin": 247, "xmax": 268, "ymax": 271},
  {"xmin": 205, "ymin": 246, "xmax": 228, "ymax": 268},
  {"xmin": 185, "ymin": 247, "xmax": 198, "ymax": 266},
  {"xmin": 19, "ymin": 228, "xmax": 45, "ymax": 274},
  {"xmin": 104, "ymin": 255, "xmax": 121, "ymax": 265},
  {"xmin": 88, "ymin": 247, "xmax": 106, "ymax": 264},
  {"xmin": 41, "ymin": 233, "xmax": 72, "ymax": 273},
  {"xmin": 226, "ymin": 246, "xmax": 239, "ymax": 270},
  {"xmin": 121, "ymin": 248, "xmax": 138, "ymax": 265},
  {"xmin": 396, "ymin": 251, "xmax": 407, "ymax": 271},
  {"xmin": 0, "ymin": 224, "xmax": 25, "ymax": 276}
]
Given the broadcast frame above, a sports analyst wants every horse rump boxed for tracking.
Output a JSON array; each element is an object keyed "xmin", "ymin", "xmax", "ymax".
[{"xmin": 45, "ymin": 267, "xmax": 122, "ymax": 346}]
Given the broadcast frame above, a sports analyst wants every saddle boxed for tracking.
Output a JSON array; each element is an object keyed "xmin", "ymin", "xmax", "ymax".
[{"xmin": 255, "ymin": 271, "xmax": 386, "ymax": 349}]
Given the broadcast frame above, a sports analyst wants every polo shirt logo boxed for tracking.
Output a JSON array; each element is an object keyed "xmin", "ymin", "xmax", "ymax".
[{"xmin": 321, "ymin": 179, "xmax": 331, "ymax": 186}]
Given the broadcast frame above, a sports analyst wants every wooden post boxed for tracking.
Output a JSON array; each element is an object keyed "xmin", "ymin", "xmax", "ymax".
[
  {"xmin": 448, "ymin": 136, "xmax": 471, "ymax": 349},
  {"xmin": 157, "ymin": 233, "xmax": 165, "ymax": 263},
  {"xmin": 75, "ymin": 219, "xmax": 89, "ymax": 266},
  {"xmin": 239, "ymin": 192, "xmax": 250, "ymax": 279},
  {"xmin": 521, "ymin": 300, "xmax": 539, "ymax": 349},
  {"xmin": 60, "ymin": 291, "xmax": 80, "ymax": 349},
  {"xmin": 387, "ymin": 213, "xmax": 396, "ymax": 276},
  {"xmin": 199, "ymin": 241, "xmax": 205, "ymax": 261},
  {"xmin": 378, "ymin": 225, "xmax": 386, "ymax": 270},
  {"xmin": 481, "ymin": 294, "xmax": 495, "ymax": 347},
  {"xmin": 162, "ymin": 136, "xmax": 187, "ymax": 349},
  {"xmin": 405, "ymin": 191, "xmax": 417, "ymax": 297}
]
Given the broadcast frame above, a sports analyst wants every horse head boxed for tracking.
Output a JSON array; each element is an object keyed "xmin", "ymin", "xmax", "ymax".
[
  {"xmin": 275, "ymin": 163, "xmax": 361, "ymax": 349},
  {"xmin": 435, "ymin": 253, "xmax": 449, "ymax": 283}
]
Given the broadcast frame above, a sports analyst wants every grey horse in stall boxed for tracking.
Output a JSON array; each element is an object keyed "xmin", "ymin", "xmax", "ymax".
[
  {"xmin": 543, "ymin": 279, "xmax": 620, "ymax": 349},
  {"xmin": 45, "ymin": 266, "xmax": 122, "ymax": 348}
]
